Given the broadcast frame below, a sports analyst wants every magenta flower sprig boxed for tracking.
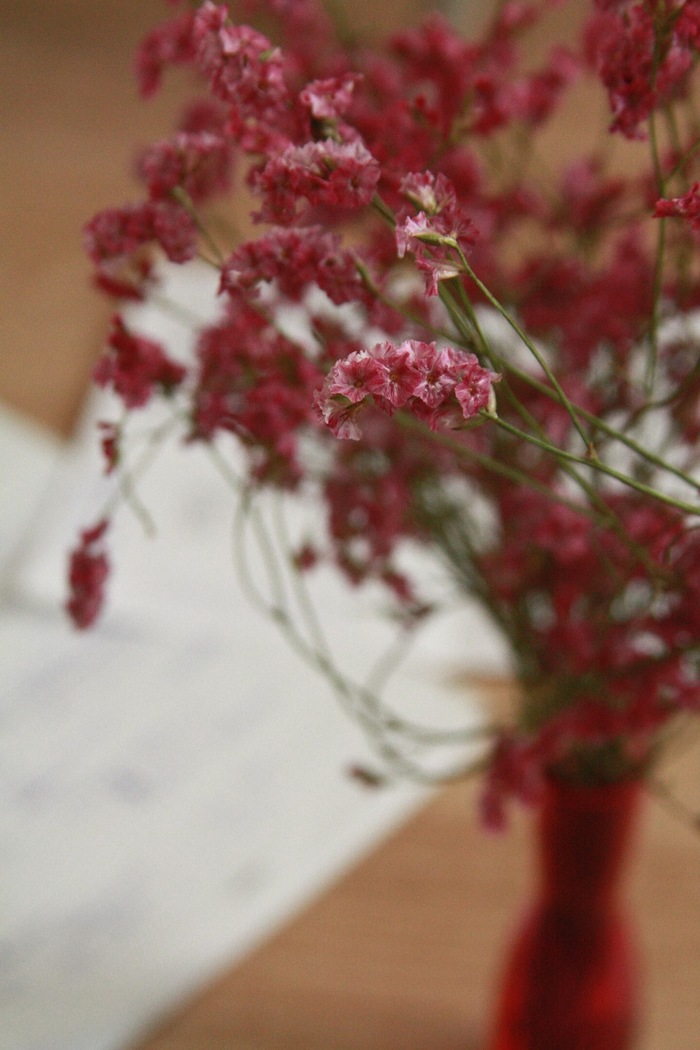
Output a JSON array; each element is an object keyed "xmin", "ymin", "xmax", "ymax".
[
  {"xmin": 315, "ymin": 339, "xmax": 499, "ymax": 440},
  {"xmin": 227, "ymin": 476, "xmax": 496, "ymax": 784}
]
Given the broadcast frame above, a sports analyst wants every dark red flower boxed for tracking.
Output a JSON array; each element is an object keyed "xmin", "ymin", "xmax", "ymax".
[
  {"xmin": 93, "ymin": 316, "xmax": 187, "ymax": 409},
  {"xmin": 66, "ymin": 521, "xmax": 111, "ymax": 630}
]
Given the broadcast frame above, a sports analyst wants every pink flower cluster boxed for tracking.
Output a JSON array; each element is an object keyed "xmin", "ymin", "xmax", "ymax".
[
  {"xmin": 138, "ymin": 129, "xmax": 232, "ymax": 205},
  {"xmin": 477, "ymin": 485, "xmax": 700, "ymax": 826},
  {"xmin": 395, "ymin": 172, "xmax": 479, "ymax": 295},
  {"xmin": 84, "ymin": 201, "xmax": 198, "ymax": 266},
  {"xmin": 219, "ymin": 226, "xmax": 367, "ymax": 305},
  {"xmin": 189, "ymin": 304, "xmax": 324, "ymax": 485},
  {"xmin": 135, "ymin": 10, "xmax": 197, "ymax": 99},
  {"xmin": 587, "ymin": 0, "xmax": 700, "ymax": 139},
  {"xmin": 93, "ymin": 316, "xmax": 186, "ymax": 410},
  {"xmin": 251, "ymin": 139, "xmax": 381, "ymax": 224},
  {"xmin": 316, "ymin": 340, "xmax": 498, "ymax": 439}
]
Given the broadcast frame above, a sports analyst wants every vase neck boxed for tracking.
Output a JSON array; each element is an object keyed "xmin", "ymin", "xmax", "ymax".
[{"xmin": 537, "ymin": 777, "xmax": 641, "ymax": 914}]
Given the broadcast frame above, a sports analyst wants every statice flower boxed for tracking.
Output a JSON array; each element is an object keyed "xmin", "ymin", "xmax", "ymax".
[
  {"xmin": 70, "ymin": 0, "xmax": 700, "ymax": 818},
  {"xmin": 317, "ymin": 340, "xmax": 498, "ymax": 438},
  {"xmin": 84, "ymin": 201, "xmax": 199, "ymax": 268},
  {"xmin": 93, "ymin": 316, "xmax": 186, "ymax": 409},
  {"xmin": 138, "ymin": 130, "xmax": 233, "ymax": 204},
  {"xmin": 134, "ymin": 9, "xmax": 197, "ymax": 98},
  {"xmin": 220, "ymin": 226, "xmax": 367, "ymax": 305},
  {"xmin": 252, "ymin": 140, "xmax": 381, "ymax": 224},
  {"xmin": 587, "ymin": 1, "xmax": 696, "ymax": 138},
  {"xmin": 65, "ymin": 521, "xmax": 111, "ymax": 630},
  {"xmin": 396, "ymin": 172, "xmax": 479, "ymax": 294}
]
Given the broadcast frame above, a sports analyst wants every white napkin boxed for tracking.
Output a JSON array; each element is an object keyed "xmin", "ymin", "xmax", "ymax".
[{"xmin": 0, "ymin": 264, "xmax": 506, "ymax": 1050}]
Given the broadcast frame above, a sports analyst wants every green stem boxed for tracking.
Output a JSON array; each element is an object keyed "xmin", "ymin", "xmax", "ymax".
[
  {"xmin": 102, "ymin": 413, "xmax": 181, "ymax": 531},
  {"xmin": 499, "ymin": 358, "xmax": 700, "ymax": 498},
  {"xmin": 439, "ymin": 282, "xmax": 660, "ymax": 567},
  {"xmin": 396, "ymin": 412, "xmax": 601, "ymax": 521},
  {"xmin": 645, "ymin": 75, "xmax": 669, "ymax": 393},
  {"xmin": 491, "ymin": 414, "xmax": 700, "ymax": 516},
  {"xmin": 171, "ymin": 186, "xmax": 226, "ymax": 268},
  {"xmin": 209, "ymin": 445, "xmax": 496, "ymax": 782},
  {"xmin": 456, "ymin": 248, "xmax": 593, "ymax": 453}
]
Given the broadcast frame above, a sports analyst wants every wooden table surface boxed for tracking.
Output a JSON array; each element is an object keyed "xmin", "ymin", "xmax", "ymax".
[{"xmin": 127, "ymin": 715, "xmax": 700, "ymax": 1050}]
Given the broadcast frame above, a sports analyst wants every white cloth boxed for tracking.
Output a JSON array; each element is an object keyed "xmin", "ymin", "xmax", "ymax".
[{"xmin": 0, "ymin": 266, "xmax": 507, "ymax": 1050}]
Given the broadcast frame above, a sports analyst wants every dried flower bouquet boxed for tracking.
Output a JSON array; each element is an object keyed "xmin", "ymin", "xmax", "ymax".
[{"xmin": 69, "ymin": 0, "xmax": 700, "ymax": 826}]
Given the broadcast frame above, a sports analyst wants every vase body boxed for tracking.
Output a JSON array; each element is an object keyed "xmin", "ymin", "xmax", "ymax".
[{"xmin": 488, "ymin": 776, "xmax": 642, "ymax": 1050}]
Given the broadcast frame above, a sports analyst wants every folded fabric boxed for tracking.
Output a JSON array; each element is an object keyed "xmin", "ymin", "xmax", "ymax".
[{"xmin": 0, "ymin": 264, "xmax": 504, "ymax": 1050}]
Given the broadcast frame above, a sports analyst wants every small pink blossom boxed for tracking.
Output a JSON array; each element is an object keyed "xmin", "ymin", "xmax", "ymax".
[
  {"xmin": 396, "ymin": 172, "xmax": 478, "ymax": 295},
  {"xmin": 317, "ymin": 340, "xmax": 498, "ymax": 438},
  {"xmin": 654, "ymin": 182, "xmax": 700, "ymax": 234},
  {"xmin": 395, "ymin": 212, "xmax": 477, "ymax": 295},
  {"xmin": 66, "ymin": 520, "xmax": 111, "ymax": 630},
  {"xmin": 324, "ymin": 349, "xmax": 384, "ymax": 404},
  {"xmin": 396, "ymin": 214, "xmax": 464, "ymax": 294},
  {"xmin": 314, "ymin": 393, "xmax": 364, "ymax": 440},
  {"xmin": 299, "ymin": 73, "xmax": 362, "ymax": 121},
  {"xmin": 252, "ymin": 140, "xmax": 381, "ymax": 224},
  {"xmin": 134, "ymin": 10, "xmax": 196, "ymax": 98},
  {"xmin": 94, "ymin": 316, "xmax": 187, "ymax": 409},
  {"xmin": 412, "ymin": 345, "xmax": 462, "ymax": 407},
  {"xmin": 138, "ymin": 130, "xmax": 233, "ymax": 204},
  {"xmin": 455, "ymin": 361, "xmax": 498, "ymax": 417},
  {"xmin": 399, "ymin": 171, "xmax": 457, "ymax": 215},
  {"xmin": 84, "ymin": 200, "xmax": 198, "ymax": 266},
  {"xmin": 364, "ymin": 341, "xmax": 422, "ymax": 409},
  {"xmin": 193, "ymin": 4, "xmax": 287, "ymax": 109}
]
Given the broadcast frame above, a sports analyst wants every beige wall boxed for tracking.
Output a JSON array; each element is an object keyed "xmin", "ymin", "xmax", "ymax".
[{"xmin": 0, "ymin": 2, "xmax": 193, "ymax": 433}]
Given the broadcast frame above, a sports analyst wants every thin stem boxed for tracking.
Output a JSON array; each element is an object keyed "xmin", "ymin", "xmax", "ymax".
[
  {"xmin": 355, "ymin": 258, "xmax": 466, "ymax": 347},
  {"xmin": 645, "ymin": 81, "xmax": 668, "ymax": 393},
  {"xmin": 396, "ymin": 412, "xmax": 602, "ymax": 522},
  {"xmin": 269, "ymin": 493, "xmax": 335, "ymax": 664},
  {"xmin": 646, "ymin": 212, "xmax": 667, "ymax": 396},
  {"xmin": 209, "ymin": 445, "xmax": 496, "ymax": 781},
  {"xmin": 102, "ymin": 412, "xmax": 181, "ymax": 531},
  {"xmin": 441, "ymin": 280, "xmax": 638, "ymax": 538},
  {"xmin": 457, "ymin": 249, "xmax": 593, "ymax": 453},
  {"xmin": 491, "ymin": 414, "xmax": 700, "ymax": 516},
  {"xmin": 171, "ymin": 187, "xmax": 226, "ymax": 268},
  {"xmin": 497, "ymin": 357, "xmax": 700, "ymax": 498}
]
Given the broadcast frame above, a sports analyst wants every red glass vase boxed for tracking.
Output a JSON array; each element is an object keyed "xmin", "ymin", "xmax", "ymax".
[{"xmin": 488, "ymin": 775, "xmax": 642, "ymax": 1050}]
